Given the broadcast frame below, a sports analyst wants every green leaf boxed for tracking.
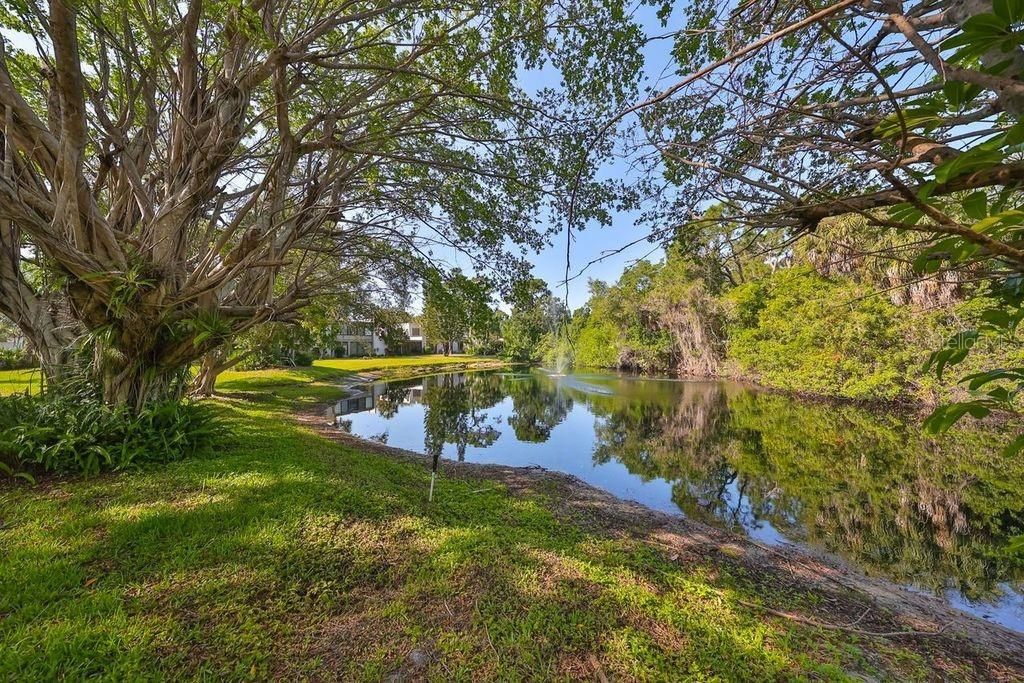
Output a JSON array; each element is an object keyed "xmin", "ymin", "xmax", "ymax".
[
  {"xmin": 873, "ymin": 107, "xmax": 946, "ymax": 137},
  {"xmin": 889, "ymin": 203, "xmax": 925, "ymax": 226},
  {"xmin": 981, "ymin": 309, "xmax": 1014, "ymax": 329},
  {"xmin": 923, "ymin": 402, "xmax": 992, "ymax": 434},
  {"xmin": 963, "ymin": 12, "xmax": 1010, "ymax": 34},
  {"xmin": 960, "ymin": 368, "xmax": 1023, "ymax": 389},
  {"xmin": 986, "ymin": 385, "xmax": 1012, "ymax": 402},
  {"xmin": 934, "ymin": 148, "xmax": 1005, "ymax": 184},
  {"xmin": 962, "ymin": 191, "xmax": 988, "ymax": 220},
  {"xmin": 1003, "ymin": 434, "xmax": 1024, "ymax": 458},
  {"xmin": 944, "ymin": 81, "xmax": 984, "ymax": 109},
  {"xmin": 1005, "ymin": 121, "xmax": 1024, "ymax": 146},
  {"xmin": 924, "ymin": 331, "xmax": 978, "ymax": 378},
  {"xmin": 944, "ymin": 19, "xmax": 1008, "ymax": 52},
  {"xmin": 969, "ymin": 209, "xmax": 1024, "ymax": 235},
  {"xmin": 994, "ymin": 0, "xmax": 1024, "ymax": 24}
]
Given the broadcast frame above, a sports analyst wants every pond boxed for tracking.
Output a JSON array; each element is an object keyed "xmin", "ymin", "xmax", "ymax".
[{"xmin": 328, "ymin": 368, "xmax": 1024, "ymax": 631}]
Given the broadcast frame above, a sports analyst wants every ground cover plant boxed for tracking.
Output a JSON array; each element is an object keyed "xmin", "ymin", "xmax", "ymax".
[{"xmin": 0, "ymin": 389, "xmax": 215, "ymax": 477}]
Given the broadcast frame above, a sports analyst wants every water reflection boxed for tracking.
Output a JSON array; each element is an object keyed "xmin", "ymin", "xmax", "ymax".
[
  {"xmin": 328, "ymin": 369, "xmax": 1024, "ymax": 628},
  {"xmin": 422, "ymin": 372, "xmax": 501, "ymax": 461}
]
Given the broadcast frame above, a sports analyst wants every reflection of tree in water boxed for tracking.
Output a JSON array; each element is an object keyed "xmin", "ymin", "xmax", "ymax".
[
  {"xmin": 585, "ymin": 383, "xmax": 776, "ymax": 532},
  {"xmin": 504, "ymin": 375, "xmax": 573, "ymax": 442},
  {"xmin": 725, "ymin": 393, "xmax": 1024, "ymax": 599},
  {"xmin": 586, "ymin": 381, "xmax": 1024, "ymax": 599},
  {"xmin": 587, "ymin": 381, "xmax": 731, "ymax": 480},
  {"xmin": 421, "ymin": 373, "xmax": 502, "ymax": 461},
  {"xmin": 374, "ymin": 383, "xmax": 411, "ymax": 419}
]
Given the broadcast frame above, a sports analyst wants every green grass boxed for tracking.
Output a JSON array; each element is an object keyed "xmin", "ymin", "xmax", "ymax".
[
  {"xmin": 0, "ymin": 360, "xmax": 958, "ymax": 680},
  {"xmin": 313, "ymin": 353, "xmax": 499, "ymax": 372},
  {"xmin": 0, "ymin": 356, "xmax": 493, "ymax": 397},
  {"xmin": 0, "ymin": 368, "xmax": 41, "ymax": 396}
]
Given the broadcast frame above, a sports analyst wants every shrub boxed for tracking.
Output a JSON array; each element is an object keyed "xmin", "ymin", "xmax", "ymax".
[
  {"xmin": 723, "ymin": 267, "xmax": 914, "ymax": 401},
  {"xmin": 237, "ymin": 347, "xmax": 314, "ymax": 370},
  {"xmin": 574, "ymin": 318, "xmax": 620, "ymax": 368},
  {"xmin": 291, "ymin": 351, "xmax": 314, "ymax": 367},
  {"xmin": 0, "ymin": 348, "xmax": 36, "ymax": 370},
  {"xmin": 0, "ymin": 389, "xmax": 217, "ymax": 478}
]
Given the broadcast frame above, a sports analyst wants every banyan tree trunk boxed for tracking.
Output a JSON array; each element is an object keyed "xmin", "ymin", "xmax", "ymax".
[
  {"xmin": 193, "ymin": 352, "xmax": 222, "ymax": 397},
  {"xmin": 190, "ymin": 347, "xmax": 252, "ymax": 398}
]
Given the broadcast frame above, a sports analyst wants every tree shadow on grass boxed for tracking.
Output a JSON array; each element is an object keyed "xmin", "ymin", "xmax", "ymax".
[{"xmin": 0, "ymin": 398, "xmax": 959, "ymax": 681}]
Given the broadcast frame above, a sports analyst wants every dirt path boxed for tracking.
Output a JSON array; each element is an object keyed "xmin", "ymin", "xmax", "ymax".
[{"xmin": 297, "ymin": 382, "xmax": 1024, "ymax": 677}]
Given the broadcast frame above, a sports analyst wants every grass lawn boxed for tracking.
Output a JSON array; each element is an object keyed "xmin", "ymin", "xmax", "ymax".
[
  {"xmin": 0, "ymin": 359, "xmax": 991, "ymax": 680},
  {"xmin": 0, "ymin": 356, "xmax": 494, "ymax": 398},
  {"xmin": 313, "ymin": 354, "xmax": 499, "ymax": 373},
  {"xmin": 0, "ymin": 369, "xmax": 41, "ymax": 396}
]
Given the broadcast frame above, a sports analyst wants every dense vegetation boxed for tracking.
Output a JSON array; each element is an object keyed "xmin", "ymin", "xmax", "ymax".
[
  {"xmin": 0, "ymin": 381, "xmax": 215, "ymax": 479},
  {"xmin": 0, "ymin": 347, "xmax": 35, "ymax": 371},
  {"xmin": 0, "ymin": 320, "xmax": 34, "ymax": 370},
  {"xmin": 553, "ymin": 217, "xmax": 1024, "ymax": 403}
]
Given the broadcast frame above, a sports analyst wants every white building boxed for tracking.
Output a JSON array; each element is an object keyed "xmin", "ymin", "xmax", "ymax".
[
  {"xmin": 399, "ymin": 322, "xmax": 424, "ymax": 354},
  {"xmin": 332, "ymin": 321, "xmax": 462, "ymax": 356},
  {"xmin": 400, "ymin": 321, "xmax": 463, "ymax": 354},
  {"xmin": 0, "ymin": 336, "xmax": 25, "ymax": 351},
  {"xmin": 334, "ymin": 323, "xmax": 378, "ymax": 357}
]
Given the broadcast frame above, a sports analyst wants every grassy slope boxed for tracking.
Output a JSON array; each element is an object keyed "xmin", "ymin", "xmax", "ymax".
[{"xmin": 0, "ymin": 360, "xmax": 958, "ymax": 680}]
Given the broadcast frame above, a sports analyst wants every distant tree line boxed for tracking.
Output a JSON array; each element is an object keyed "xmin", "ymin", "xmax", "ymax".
[{"xmin": 553, "ymin": 212, "xmax": 1024, "ymax": 403}]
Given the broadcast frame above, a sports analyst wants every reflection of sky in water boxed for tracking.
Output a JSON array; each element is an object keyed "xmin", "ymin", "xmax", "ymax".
[
  {"xmin": 347, "ymin": 399, "xmax": 684, "ymax": 514},
  {"xmin": 718, "ymin": 479, "xmax": 788, "ymax": 546},
  {"xmin": 333, "ymin": 369, "xmax": 1024, "ymax": 633},
  {"xmin": 904, "ymin": 584, "xmax": 1024, "ymax": 632}
]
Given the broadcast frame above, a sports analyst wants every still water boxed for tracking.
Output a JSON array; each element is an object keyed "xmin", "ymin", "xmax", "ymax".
[{"xmin": 329, "ymin": 368, "xmax": 1024, "ymax": 631}]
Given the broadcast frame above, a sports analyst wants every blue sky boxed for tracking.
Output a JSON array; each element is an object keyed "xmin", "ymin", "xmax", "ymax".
[
  {"xmin": 515, "ymin": 5, "xmax": 678, "ymax": 310},
  {"xmin": 428, "ymin": 4, "xmax": 682, "ymax": 309}
]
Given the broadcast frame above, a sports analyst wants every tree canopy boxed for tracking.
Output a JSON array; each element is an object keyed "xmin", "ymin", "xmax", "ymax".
[
  {"xmin": 0, "ymin": 0, "xmax": 646, "ymax": 407},
  {"xmin": 602, "ymin": 0, "xmax": 1024, "ymax": 436}
]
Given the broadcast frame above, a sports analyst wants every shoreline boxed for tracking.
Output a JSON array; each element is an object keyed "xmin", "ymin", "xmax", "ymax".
[
  {"xmin": 311, "ymin": 364, "xmax": 1024, "ymax": 669},
  {"xmin": 304, "ymin": 410, "xmax": 1024, "ymax": 666}
]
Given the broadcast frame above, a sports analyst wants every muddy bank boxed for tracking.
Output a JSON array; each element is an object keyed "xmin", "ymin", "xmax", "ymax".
[{"xmin": 298, "ymin": 396, "xmax": 1024, "ymax": 676}]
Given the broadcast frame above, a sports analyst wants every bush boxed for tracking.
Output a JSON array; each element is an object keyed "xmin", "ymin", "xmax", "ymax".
[
  {"xmin": 574, "ymin": 318, "xmax": 620, "ymax": 368},
  {"xmin": 291, "ymin": 351, "xmax": 314, "ymax": 367},
  {"xmin": 0, "ymin": 348, "xmax": 36, "ymax": 370},
  {"xmin": 723, "ymin": 267, "xmax": 914, "ymax": 401},
  {"xmin": 0, "ymin": 389, "xmax": 216, "ymax": 478}
]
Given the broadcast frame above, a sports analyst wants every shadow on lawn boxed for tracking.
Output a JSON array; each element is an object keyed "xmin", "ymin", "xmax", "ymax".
[{"xmin": 0, "ymin": 389, "xmax": 940, "ymax": 680}]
